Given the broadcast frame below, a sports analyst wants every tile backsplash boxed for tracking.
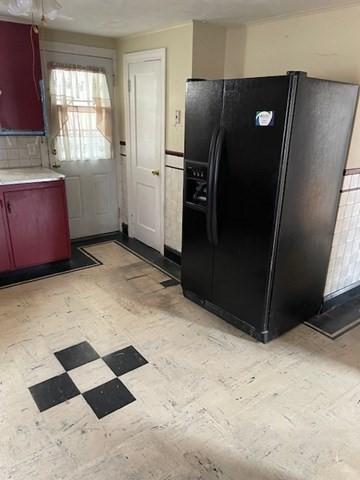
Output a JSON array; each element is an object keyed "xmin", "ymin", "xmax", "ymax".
[
  {"xmin": 165, "ymin": 164, "xmax": 183, "ymax": 253},
  {"xmin": 0, "ymin": 136, "xmax": 42, "ymax": 168},
  {"xmin": 325, "ymin": 173, "xmax": 360, "ymax": 298}
]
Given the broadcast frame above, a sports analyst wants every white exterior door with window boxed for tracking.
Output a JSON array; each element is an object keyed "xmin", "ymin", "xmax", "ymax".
[
  {"xmin": 125, "ymin": 50, "xmax": 165, "ymax": 253},
  {"xmin": 44, "ymin": 51, "xmax": 119, "ymax": 239}
]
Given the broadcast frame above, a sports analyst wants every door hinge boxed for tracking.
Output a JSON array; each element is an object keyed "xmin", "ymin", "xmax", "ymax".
[
  {"xmin": 128, "ymin": 79, "xmax": 131, "ymax": 93},
  {"xmin": 112, "ymin": 74, "xmax": 117, "ymax": 87}
]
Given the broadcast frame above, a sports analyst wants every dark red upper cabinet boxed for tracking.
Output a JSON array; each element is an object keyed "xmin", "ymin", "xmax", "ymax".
[{"xmin": 0, "ymin": 20, "xmax": 45, "ymax": 135}]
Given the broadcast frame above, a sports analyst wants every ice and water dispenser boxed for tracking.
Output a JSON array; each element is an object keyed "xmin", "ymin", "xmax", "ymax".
[{"xmin": 185, "ymin": 162, "xmax": 208, "ymax": 208}]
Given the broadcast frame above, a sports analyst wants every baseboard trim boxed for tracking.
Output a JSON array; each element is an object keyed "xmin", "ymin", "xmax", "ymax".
[
  {"xmin": 71, "ymin": 231, "xmax": 120, "ymax": 244},
  {"xmin": 164, "ymin": 245, "xmax": 182, "ymax": 265},
  {"xmin": 322, "ymin": 283, "xmax": 360, "ymax": 312}
]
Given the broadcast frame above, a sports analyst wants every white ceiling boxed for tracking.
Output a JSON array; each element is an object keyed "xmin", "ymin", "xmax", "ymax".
[{"xmin": 0, "ymin": 0, "xmax": 359, "ymax": 37}]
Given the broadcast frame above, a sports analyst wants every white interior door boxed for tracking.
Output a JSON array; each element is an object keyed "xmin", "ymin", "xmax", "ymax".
[
  {"xmin": 126, "ymin": 51, "xmax": 165, "ymax": 253},
  {"xmin": 44, "ymin": 51, "xmax": 119, "ymax": 239}
]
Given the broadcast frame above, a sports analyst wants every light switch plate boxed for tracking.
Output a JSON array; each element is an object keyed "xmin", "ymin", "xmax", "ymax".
[{"xmin": 175, "ymin": 110, "xmax": 181, "ymax": 126}]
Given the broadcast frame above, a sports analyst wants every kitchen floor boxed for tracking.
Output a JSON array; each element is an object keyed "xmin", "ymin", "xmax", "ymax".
[{"xmin": 1, "ymin": 242, "xmax": 360, "ymax": 480}]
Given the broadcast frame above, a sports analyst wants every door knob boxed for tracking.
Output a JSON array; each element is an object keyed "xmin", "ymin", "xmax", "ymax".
[
  {"xmin": 152, "ymin": 169, "xmax": 160, "ymax": 176},
  {"xmin": 52, "ymin": 163, "xmax": 61, "ymax": 169}
]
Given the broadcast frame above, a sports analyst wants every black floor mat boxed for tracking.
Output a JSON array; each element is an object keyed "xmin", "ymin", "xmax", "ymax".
[{"xmin": 305, "ymin": 293, "xmax": 360, "ymax": 339}]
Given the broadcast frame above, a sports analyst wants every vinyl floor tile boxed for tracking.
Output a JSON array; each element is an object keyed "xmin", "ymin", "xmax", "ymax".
[
  {"xmin": 3, "ymin": 241, "xmax": 360, "ymax": 480},
  {"xmin": 29, "ymin": 373, "xmax": 80, "ymax": 412},
  {"xmin": 55, "ymin": 341, "xmax": 100, "ymax": 371},
  {"xmin": 102, "ymin": 345, "xmax": 148, "ymax": 376},
  {"xmin": 68, "ymin": 358, "xmax": 116, "ymax": 393},
  {"xmin": 83, "ymin": 378, "xmax": 136, "ymax": 419}
]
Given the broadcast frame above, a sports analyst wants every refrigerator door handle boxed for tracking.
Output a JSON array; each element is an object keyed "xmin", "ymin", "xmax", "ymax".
[
  {"xmin": 206, "ymin": 127, "xmax": 219, "ymax": 245},
  {"xmin": 212, "ymin": 126, "xmax": 225, "ymax": 246}
]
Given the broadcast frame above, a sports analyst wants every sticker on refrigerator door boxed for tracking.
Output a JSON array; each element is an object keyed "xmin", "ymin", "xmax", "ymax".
[{"xmin": 256, "ymin": 111, "xmax": 275, "ymax": 126}]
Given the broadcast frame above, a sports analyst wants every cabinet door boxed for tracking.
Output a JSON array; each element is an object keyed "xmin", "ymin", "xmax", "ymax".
[
  {"xmin": 5, "ymin": 183, "xmax": 70, "ymax": 269},
  {"xmin": 0, "ymin": 21, "xmax": 44, "ymax": 134},
  {"xmin": 0, "ymin": 193, "xmax": 12, "ymax": 272}
]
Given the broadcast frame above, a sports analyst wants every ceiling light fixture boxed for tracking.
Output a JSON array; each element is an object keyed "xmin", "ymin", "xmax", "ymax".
[{"xmin": 5, "ymin": 0, "xmax": 62, "ymax": 23}]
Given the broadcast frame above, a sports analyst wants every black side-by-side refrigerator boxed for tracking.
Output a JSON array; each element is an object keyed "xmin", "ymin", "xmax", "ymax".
[{"xmin": 181, "ymin": 71, "xmax": 358, "ymax": 343}]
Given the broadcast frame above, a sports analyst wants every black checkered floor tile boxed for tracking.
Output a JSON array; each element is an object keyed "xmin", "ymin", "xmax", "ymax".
[
  {"xmin": 28, "ymin": 341, "xmax": 148, "ymax": 419},
  {"xmin": 55, "ymin": 341, "xmax": 100, "ymax": 371},
  {"xmin": 103, "ymin": 345, "xmax": 148, "ymax": 376}
]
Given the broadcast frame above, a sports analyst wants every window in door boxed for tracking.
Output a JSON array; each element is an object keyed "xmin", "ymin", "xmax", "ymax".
[{"xmin": 48, "ymin": 63, "xmax": 113, "ymax": 162}]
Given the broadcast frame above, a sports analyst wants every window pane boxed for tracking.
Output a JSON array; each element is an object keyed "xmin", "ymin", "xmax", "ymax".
[{"xmin": 49, "ymin": 66, "xmax": 112, "ymax": 162}]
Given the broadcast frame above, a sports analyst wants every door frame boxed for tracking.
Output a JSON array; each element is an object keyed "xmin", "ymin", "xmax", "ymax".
[
  {"xmin": 39, "ymin": 41, "xmax": 122, "ymax": 234},
  {"xmin": 123, "ymin": 48, "xmax": 166, "ymax": 254}
]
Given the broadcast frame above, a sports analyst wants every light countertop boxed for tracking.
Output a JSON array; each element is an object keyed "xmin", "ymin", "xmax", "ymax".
[{"xmin": 0, "ymin": 167, "xmax": 65, "ymax": 186}]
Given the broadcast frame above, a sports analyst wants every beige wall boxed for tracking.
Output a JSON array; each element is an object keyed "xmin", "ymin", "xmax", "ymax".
[
  {"xmin": 224, "ymin": 6, "xmax": 360, "ymax": 168},
  {"xmin": 192, "ymin": 21, "xmax": 226, "ymax": 80},
  {"xmin": 224, "ymin": 26, "xmax": 246, "ymax": 79},
  {"xmin": 117, "ymin": 23, "xmax": 193, "ymax": 152},
  {"xmin": 40, "ymin": 28, "xmax": 116, "ymax": 49},
  {"xmin": 243, "ymin": 7, "xmax": 360, "ymax": 82}
]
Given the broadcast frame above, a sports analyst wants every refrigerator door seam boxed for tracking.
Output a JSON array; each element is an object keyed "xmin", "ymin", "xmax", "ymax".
[
  {"xmin": 210, "ymin": 81, "xmax": 226, "ymax": 301},
  {"xmin": 262, "ymin": 72, "xmax": 302, "ymax": 333}
]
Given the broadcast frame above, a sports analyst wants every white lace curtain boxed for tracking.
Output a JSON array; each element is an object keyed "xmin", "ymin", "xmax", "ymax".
[{"xmin": 48, "ymin": 63, "xmax": 113, "ymax": 161}]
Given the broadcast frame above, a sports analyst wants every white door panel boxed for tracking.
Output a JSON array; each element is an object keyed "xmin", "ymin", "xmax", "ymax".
[
  {"xmin": 65, "ymin": 176, "xmax": 82, "ymax": 220},
  {"xmin": 44, "ymin": 51, "xmax": 119, "ymax": 239},
  {"xmin": 94, "ymin": 174, "xmax": 111, "ymax": 215},
  {"xmin": 134, "ymin": 72, "xmax": 159, "ymax": 168},
  {"xmin": 137, "ymin": 182, "xmax": 156, "ymax": 230},
  {"xmin": 128, "ymin": 56, "xmax": 164, "ymax": 252}
]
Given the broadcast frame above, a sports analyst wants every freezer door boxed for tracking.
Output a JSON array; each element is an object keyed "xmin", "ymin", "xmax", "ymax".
[
  {"xmin": 211, "ymin": 76, "xmax": 291, "ymax": 332},
  {"xmin": 182, "ymin": 80, "xmax": 224, "ymax": 300},
  {"xmin": 269, "ymin": 77, "xmax": 359, "ymax": 335}
]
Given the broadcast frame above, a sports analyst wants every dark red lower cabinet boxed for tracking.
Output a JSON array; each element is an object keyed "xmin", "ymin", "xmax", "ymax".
[{"xmin": 0, "ymin": 180, "xmax": 71, "ymax": 273}]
